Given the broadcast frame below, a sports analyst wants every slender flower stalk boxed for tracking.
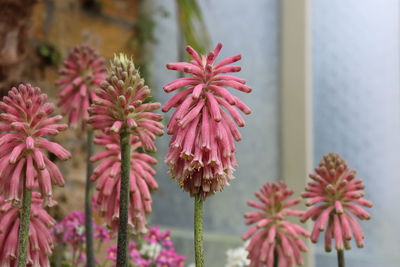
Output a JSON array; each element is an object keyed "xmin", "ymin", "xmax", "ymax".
[
  {"xmin": 0, "ymin": 84, "xmax": 70, "ymax": 266},
  {"xmin": 242, "ymin": 182, "xmax": 309, "ymax": 267},
  {"xmin": 89, "ymin": 54, "xmax": 163, "ymax": 267},
  {"xmin": 85, "ymin": 130, "xmax": 95, "ymax": 266},
  {"xmin": 163, "ymin": 43, "xmax": 252, "ymax": 266},
  {"xmin": 17, "ymin": 177, "xmax": 32, "ymax": 267},
  {"xmin": 194, "ymin": 195, "xmax": 204, "ymax": 267},
  {"xmin": 301, "ymin": 153, "xmax": 373, "ymax": 267},
  {"xmin": 57, "ymin": 45, "xmax": 106, "ymax": 267}
]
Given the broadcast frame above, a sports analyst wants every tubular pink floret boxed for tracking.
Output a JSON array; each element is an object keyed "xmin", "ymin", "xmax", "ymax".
[
  {"xmin": 88, "ymin": 54, "xmax": 163, "ymax": 151},
  {"xmin": 90, "ymin": 133, "xmax": 158, "ymax": 234},
  {"xmin": 302, "ymin": 153, "xmax": 372, "ymax": 251},
  {"xmin": 0, "ymin": 84, "xmax": 70, "ymax": 205},
  {"xmin": 57, "ymin": 45, "xmax": 107, "ymax": 128},
  {"xmin": 243, "ymin": 182, "xmax": 309, "ymax": 267},
  {"xmin": 163, "ymin": 43, "xmax": 252, "ymax": 199},
  {"xmin": 0, "ymin": 193, "xmax": 56, "ymax": 267}
]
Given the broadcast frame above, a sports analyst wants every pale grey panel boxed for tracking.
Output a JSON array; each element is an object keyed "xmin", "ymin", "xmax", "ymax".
[{"xmin": 313, "ymin": 0, "xmax": 400, "ymax": 266}]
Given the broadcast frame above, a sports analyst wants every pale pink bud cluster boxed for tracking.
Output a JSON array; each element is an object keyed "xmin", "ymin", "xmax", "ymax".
[
  {"xmin": 163, "ymin": 43, "xmax": 252, "ymax": 199},
  {"xmin": 302, "ymin": 153, "xmax": 373, "ymax": 251},
  {"xmin": 89, "ymin": 54, "xmax": 163, "ymax": 151},
  {"xmin": 0, "ymin": 84, "xmax": 71, "ymax": 205},
  {"xmin": 57, "ymin": 45, "xmax": 107, "ymax": 127},
  {"xmin": 0, "ymin": 193, "xmax": 56, "ymax": 267},
  {"xmin": 243, "ymin": 182, "xmax": 309, "ymax": 267},
  {"xmin": 91, "ymin": 133, "xmax": 158, "ymax": 233}
]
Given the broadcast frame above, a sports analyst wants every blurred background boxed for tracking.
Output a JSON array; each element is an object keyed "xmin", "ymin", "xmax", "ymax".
[{"xmin": 1, "ymin": 0, "xmax": 399, "ymax": 266}]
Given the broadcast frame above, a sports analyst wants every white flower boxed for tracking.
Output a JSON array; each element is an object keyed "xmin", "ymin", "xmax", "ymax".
[
  {"xmin": 140, "ymin": 242, "xmax": 162, "ymax": 259},
  {"xmin": 225, "ymin": 242, "xmax": 250, "ymax": 267}
]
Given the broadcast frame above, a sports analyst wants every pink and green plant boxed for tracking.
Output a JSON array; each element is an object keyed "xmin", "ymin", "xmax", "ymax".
[
  {"xmin": 57, "ymin": 44, "xmax": 107, "ymax": 267},
  {"xmin": 243, "ymin": 182, "xmax": 309, "ymax": 267},
  {"xmin": 57, "ymin": 45, "xmax": 107, "ymax": 128},
  {"xmin": 163, "ymin": 42, "xmax": 252, "ymax": 266},
  {"xmin": 0, "ymin": 84, "xmax": 70, "ymax": 266},
  {"xmin": 302, "ymin": 153, "xmax": 373, "ymax": 267},
  {"xmin": 89, "ymin": 54, "xmax": 163, "ymax": 267}
]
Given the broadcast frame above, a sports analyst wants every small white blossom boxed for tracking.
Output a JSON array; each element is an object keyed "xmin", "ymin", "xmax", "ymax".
[
  {"xmin": 225, "ymin": 242, "xmax": 250, "ymax": 267},
  {"xmin": 140, "ymin": 242, "xmax": 162, "ymax": 259}
]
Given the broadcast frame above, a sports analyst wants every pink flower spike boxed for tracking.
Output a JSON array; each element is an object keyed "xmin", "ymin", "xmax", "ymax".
[
  {"xmin": 243, "ymin": 182, "xmax": 309, "ymax": 267},
  {"xmin": 302, "ymin": 153, "xmax": 373, "ymax": 252},
  {"xmin": 0, "ymin": 193, "xmax": 56, "ymax": 267},
  {"xmin": 0, "ymin": 84, "xmax": 70, "ymax": 205},
  {"xmin": 89, "ymin": 54, "xmax": 163, "ymax": 151},
  {"xmin": 57, "ymin": 45, "xmax": 107, "ymax": 128},
  {"xmin": 91, "ymin": 133, "xmax": 158, "ymax": 233},
  {"xmin": 163, "ymin": 43, "xmax": 252, "ymax": 199}
]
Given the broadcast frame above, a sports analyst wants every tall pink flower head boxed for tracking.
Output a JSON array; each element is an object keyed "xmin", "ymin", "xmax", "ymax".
[
  {"xmin": 89, "ymin": 54, "xmax": 163, "ymax": 151},
  {"xmin": 57, "ymin": 45, "xmax": 107, "ymax": 127},
  {"xmin": 301, "ymin": 153, "xmax": 373, "ymax": 251},
  {"xmin": 242, "ymin": 182, "xmax": 309, "ymax": 267},
  {"xmin": 0, "ymin": 193, "xmax": 56, "ymax": 267},
  {"xmin": 163, "ymin": 43, "xmax": 252, "ymax": 199},
  {"xmin": 91, "ymin": 133, "xmax": 158, "ymax": 233},
  {"xmin": 0, "ymin": 84, "xmax": 71, "ymax": 205}
]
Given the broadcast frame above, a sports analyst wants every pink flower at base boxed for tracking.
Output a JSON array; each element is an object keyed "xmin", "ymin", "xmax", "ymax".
[
  {"xmin": 57, "ymin": 45, "xmax": 107, "ymax": 128},
  {"xmin": 163, "ymin": 43, "xmax": 252, "ymax": 199},
  {"xmin": 242, "ymin": 182, "xmax": 309, "ymax": 267},
  {"xmin": 0, "ymin": 84, "xmax": 71, "ymax": 205},
  {"xmin": 91, "ymin": 133, "xmax": 158, "ymax": 234},
  {"xmin": 88, "ymin": 54, "xmax": 163, "ymax": 151},
  {"xmin": 301, "ymin": 153, "xmax": 373, "ymax": 251},
  {"xmin": 0, "ymin": 193, "xmax": 56, "ymax": 267}
]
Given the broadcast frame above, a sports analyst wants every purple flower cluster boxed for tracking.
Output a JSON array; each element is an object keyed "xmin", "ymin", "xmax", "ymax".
[
  {"xmin": 106, "ymin": 226, "xmax": 185, "ymax": 267},
  {"xmin": 52, "ymin": 211, "xmax": 112, "ymax": 266}
]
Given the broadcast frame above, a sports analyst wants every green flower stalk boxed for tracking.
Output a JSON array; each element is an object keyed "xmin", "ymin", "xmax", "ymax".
[
  {"xmin": 89, "ymin": 54, "xmax": 163, "ymax": 266},
  {"xmin": 57, "ymin": 45, "xmax": 107, "ymax": 267},
  {"xmin": 162, "ymin": 43, "xmax": 252, "ymax": 266}
]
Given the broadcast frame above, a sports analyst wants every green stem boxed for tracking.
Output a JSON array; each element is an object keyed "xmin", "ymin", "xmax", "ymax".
[
  {"xmin": 274, "ymin": 248, "xmax": 278, "ymax": 267},
  {"xmin": 194, "ymin": 195, "xmax": 204, "ymax": 267},
  {"xmin": 16, "ymin": 177, "xmax": 32, "ymax": 267},
  {"xmin": 337, "ymin": 250, "xmax": 345, "ymax": 267},
  {"xmin": 85, "ymin": 130, "xmax": 95, "ymax": 267},
  {"xmin": 116, "ymin": 130, "xmax": 131, "ymax": 267},
  {"xmin": 54, "ymin": 242, "xmax": 64, "ymax": 267}
]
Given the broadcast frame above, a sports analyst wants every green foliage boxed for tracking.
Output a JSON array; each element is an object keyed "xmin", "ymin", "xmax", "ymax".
[
  {"xmin": 176, "ymin": 0, "xmax": 211, "ymax": 55},
  {"xmin": 37, "ymin": 42, "xmax": 61, "ymax": 66}
]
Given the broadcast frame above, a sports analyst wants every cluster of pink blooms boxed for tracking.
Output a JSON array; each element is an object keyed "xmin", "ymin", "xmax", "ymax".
[
  {"xmin": 52, "ymin": 210, "xmax": 112, "ymax": 266},
  {"xmin": 0, "ymin": 193, "xmax": 56, "ymax": 267},
  {"xmin": 243, "ymin": 182, "xmax": 309, "ymax": 267},
  {"xmin": 301, "ymin": 153, "xmax": 373, "ymax": 251},
  {"xmin": 90, "ymin": 133, "xmax": 158, "ymax": 233},
  {"xmin": 106, "ymin": 226, "xmax": 185, "ymax": 267},
  {"xmin": 163, "ymin": 43, "xmax": 252, "ymax": 199},
  {"xmin": 88, "ymin": 54, "xmax": 163, "ymax": 151},
  {"xmin": 57, "ymin": 45, "xmax": 107, "ymax": 127},
  {"xmin": 0, "ymin": 84, "xmax": 71, "ymax": 206}
]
